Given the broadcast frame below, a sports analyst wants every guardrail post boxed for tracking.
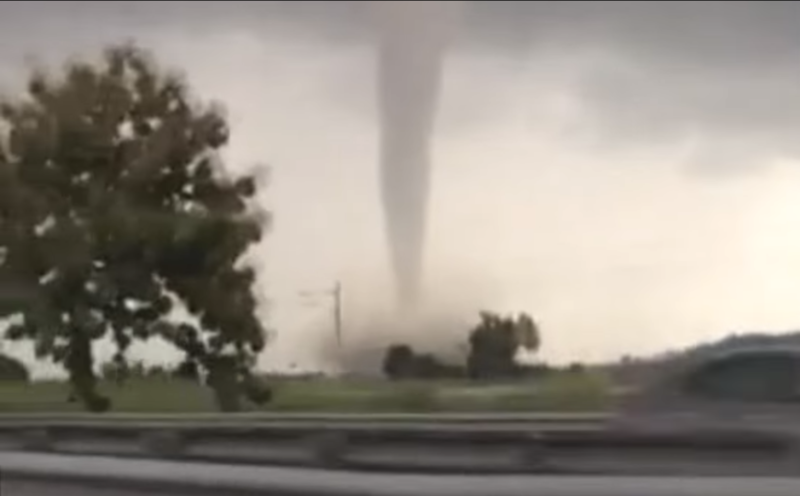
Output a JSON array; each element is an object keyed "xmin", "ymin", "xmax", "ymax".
[
  {"xmin": 140, "ymin": 430, "xmax": 185, "ymax": 458},
  {"xmin": 313, "ymin": 431, "xmax": 349, "ymax": 468},
  {"xmin": 519, "ymin": 432, "xmax": 550, "ymax": 472},
  {"xmin": 20, "ymin": 429, "xmax": 53, "ymax": 452}
]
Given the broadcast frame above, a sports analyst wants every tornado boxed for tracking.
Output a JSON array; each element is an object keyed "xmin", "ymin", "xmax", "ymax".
[{"xmin": 373, "ymin": 1, "xmax": 458, "ymax": 309}]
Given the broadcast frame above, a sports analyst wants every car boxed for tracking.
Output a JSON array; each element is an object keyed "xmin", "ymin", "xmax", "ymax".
[{"xmin": 612, "ymin": 345, "xmax": 800, "ymax": 434}]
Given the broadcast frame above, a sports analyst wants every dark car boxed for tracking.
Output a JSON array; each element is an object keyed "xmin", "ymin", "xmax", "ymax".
[{"xmin": 612, "ymin": 345, "xmax": 800, "ymax": 434}]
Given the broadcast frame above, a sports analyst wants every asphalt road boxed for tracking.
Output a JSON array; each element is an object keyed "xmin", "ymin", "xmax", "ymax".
[
  {"xmin": 3, "ymin": 452, "xmax": 800, "ymax": 496},
  {"xmin": 2, "ymin": 480, "xmax": 158, "ymax": 496},
  {"xmin": 6, "ymin": 473, "xmax": 800, "ymax": 496}
]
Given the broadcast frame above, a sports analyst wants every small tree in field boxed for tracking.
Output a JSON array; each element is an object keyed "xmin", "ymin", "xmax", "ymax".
[
  {"xmin": 466, "ymin": 311, "xmax": 540, "ymax": 380},
  {"xmin": 0, "ymin": 44, "xmax": 270, "ymax": 411},
  {"xmin": 383, "ymin": 343, "xmax": 414, "ymax": 380}
]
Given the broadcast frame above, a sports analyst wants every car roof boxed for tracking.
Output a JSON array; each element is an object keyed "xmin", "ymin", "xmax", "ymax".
[
  {"xmin": 692, "ymin": 344, "xmax": 800, "ymax": 362},
  {"xmin": 646, "ymin": 344, "xmax": 800, "ymax": 390}
]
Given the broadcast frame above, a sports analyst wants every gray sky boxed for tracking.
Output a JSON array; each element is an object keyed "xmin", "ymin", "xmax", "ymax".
[{"xmin": 4, "ymin": 1, "xmax": 800, "ymax": 374}]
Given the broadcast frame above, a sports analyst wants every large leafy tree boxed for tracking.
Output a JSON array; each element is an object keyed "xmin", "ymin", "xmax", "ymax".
[
  {"xmin": 382, "ymin": 344, "xmax": 414, "ymax": 380},
  {"xmin": 0, "ymin": 45, "xmax": 269, "ymax": 411},
  {"xmin": 0, "ymin": 353, "xmax": 30, "ymax": 382},
  {"xmin": 466, "ymin": 312, "xmax": 540, "ymax": 379}
]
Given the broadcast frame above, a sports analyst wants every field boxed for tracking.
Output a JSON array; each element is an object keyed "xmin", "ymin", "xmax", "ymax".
[{"xmin": 0, "ymin": 372, "xmax": 614, "ymax": 413}]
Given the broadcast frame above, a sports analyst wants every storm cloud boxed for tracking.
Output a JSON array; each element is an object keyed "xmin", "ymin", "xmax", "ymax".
[{"xmin": 5, "ymin": 2, "xmax": 800, "ymax": 171}]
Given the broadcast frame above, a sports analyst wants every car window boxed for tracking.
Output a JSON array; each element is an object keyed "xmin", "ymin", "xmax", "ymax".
[{"xmin": 682, "ymin": 352, "xmax": 800, "ymax": 403}]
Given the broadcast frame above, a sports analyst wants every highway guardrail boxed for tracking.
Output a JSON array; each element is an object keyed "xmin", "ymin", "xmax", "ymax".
[
  {"xmin": 0, "ymin": 414, "xmax": 797, "ymax": 476},
  {"xmin": 0, "ymin": 412, "xmax": 611, "ymax": 423}
]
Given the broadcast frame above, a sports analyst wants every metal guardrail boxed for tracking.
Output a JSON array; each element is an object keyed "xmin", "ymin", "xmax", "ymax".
[
  {"xmin": 3, "ymin": 451, "xmax": 800, "ymax": 496},
  {"xmin": 0, "ymin": 416, "xmax": 599, "ymax": 474},
  {"xmin": 0, "ymin": 412, "xmax": 609, "ymax": 436},
  {"xmin": 0, "ymin": 412, "xmax": 612, "ymax": 423},
  {"xmin": 0, "ymin": 414, "xmax": 797, "ymax": 476}
]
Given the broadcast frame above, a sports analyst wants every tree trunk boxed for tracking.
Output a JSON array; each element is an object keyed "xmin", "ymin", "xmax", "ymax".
[
  {"xmin": 206, "ymin": 356, "xmax": 241, "ymax": 412},
  {"xmin": 66, "ymin": 333, "xmax": 110, "ymax": 412}
]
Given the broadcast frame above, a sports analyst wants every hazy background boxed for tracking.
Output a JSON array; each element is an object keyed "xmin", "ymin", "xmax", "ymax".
[{"xmin": 3, "ymin": 1, "xmax": 800, "ymax": 375}]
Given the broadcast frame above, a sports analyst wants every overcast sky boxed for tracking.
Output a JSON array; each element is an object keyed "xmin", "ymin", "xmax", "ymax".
[{"xmin": 4, "ymin": 1, "xmax": 800, "ymax": 374}]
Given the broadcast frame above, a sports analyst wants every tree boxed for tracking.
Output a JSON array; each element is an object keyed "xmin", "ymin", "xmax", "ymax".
[
  {"xmin": 466, "ymin": 311, "xmax": 541, "ymax": 380},
  {"xmin": 383, "ymin": 344, "xmax": 415, "ymax": 380},
  {"xmin": 411, "ymin": 352, "xmax": 461, "ymax": 379},
  {"xmin": 515, "ymin": 313, "xmax": 540, "ymax": 352},
  {"xmin": 566, "ymin": 362, "xmax": 586, "ymax": 374},
  {"xmin": 0, "ymin": 44, "xmax": 270, "ymax": 411},
  {"xmin": 0, "ymin": 353, "xmax": 30, "ymax": 382},
  {"xmin": 382, "ymin": 343, "xmax": 464, "ymax": 380},
  {"xmin": 172, "ymin": 359, "xmax": 201, "ymax": 382}
]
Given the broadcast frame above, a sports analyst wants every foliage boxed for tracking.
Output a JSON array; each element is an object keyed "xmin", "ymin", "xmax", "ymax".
[
  {"xmin": 566, "ymin": 362, "xmax": 586, "ymax": 374},
  {"xmin": 382, "ymin": 343, "xmax": 464, "ymax": 380},
  {"xmin": 466, "ymin": 311, "xmax": 541, "ymax": 379},
  {"xmin": 382, "ymin": 311, "xmax": 541, "ymax": 381},
  {"xmin": 172, "ymin": 359, "xmax": 201, "ymax": 382},
  {"xmin": 0, "ymin": 353, "xmax": 30, "ymax": 382},
  {"xmin": 382, "ymin": 344, "xmax": 414, "ymax": 380},
  {"xmin": 409, "ymin": 352, "xmax": 463, "ymax": 379},
  {"xmin": 242, "ymin": 373, "xmax": 273, "ymax": 405},
  {"xmin": 518, "ymin": 363, "xmax": 554, "ymax": 378},
  {"xmin": 0, "ymin": 44, "xmax": 269, "ymax": 411}
]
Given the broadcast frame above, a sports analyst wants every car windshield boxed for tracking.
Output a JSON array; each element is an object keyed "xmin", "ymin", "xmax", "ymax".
[{"xmin": 2, "ymin": 0, "xmax": 800, "ymax": 489}]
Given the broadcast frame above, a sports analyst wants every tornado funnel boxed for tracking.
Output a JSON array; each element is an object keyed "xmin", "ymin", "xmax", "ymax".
[{"xmin": 373, "ymin": 1, "xmax": 457, "ymax": 309}]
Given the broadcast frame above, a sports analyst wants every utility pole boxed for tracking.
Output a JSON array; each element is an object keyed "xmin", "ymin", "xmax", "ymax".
[
  {"xmin": 299, "ymin": 281, "xmax": 343, "ymax": 350},
  {"xmin": 333, "ymin": 281, "xmax": 343, "ymax": 348}
]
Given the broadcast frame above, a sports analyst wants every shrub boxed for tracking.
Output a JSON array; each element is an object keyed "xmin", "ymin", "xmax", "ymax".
[{"xmin": 0, "ymin": 354, "xmax": 29, "ymax": 382}]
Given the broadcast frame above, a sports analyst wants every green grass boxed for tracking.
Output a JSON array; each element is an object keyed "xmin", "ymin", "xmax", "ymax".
[
  {"xmin": 0, "ymin": 378, "xmax": 215, "ymax": 413},
  {"xmin": 0, "ymin": 372, "xmax": 613, "ymax": 413}
]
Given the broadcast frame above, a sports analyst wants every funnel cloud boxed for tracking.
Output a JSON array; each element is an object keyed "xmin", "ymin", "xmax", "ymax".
[{"xmin": 374, "ymin": 1, "xmax": 458, "ymax": 308}]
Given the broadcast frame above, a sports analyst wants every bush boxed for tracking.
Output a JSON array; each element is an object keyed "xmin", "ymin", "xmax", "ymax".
[
  {"xmin": 0, "ymin": 354, "xmax": 29, "ymax": 382},
  {"xmin": 382, "ymin": 344, "xmax": 464, "ymax": 380},
  {"xmin": 566, "ymin": 362, "xmax": 586, "ymax": 374},
  {"xmin": 85, "ymin": 394, "xmax": 111, "ymax": 413},
  {"xmin": 383, "ymin": 344, "xmax": 415, "ymax": 380},
  {"xmin": 172, "ymin": 360, "xmax": 201, "ymax": 382},
  {"xmin": 516, "ymin": 364, "xmax": 553, "ymax": 379},
  {"xmin": 243, "ymin": 376, "xmax": 273, "ymax": 405}
]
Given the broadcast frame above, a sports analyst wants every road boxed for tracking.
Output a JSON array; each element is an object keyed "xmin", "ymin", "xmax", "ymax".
[
  {"xmin": 2, "ymin": 480, "xmax": 155, "ymax": 496},
  {"xmin": 3, "ymin": 452, "xmax": 800, "ymax": 496}
]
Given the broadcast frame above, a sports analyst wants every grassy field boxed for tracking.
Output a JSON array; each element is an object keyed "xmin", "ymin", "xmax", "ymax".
[{"xmin": 0, "ymin": 372, "xmax": 614, "ymax": 413}]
